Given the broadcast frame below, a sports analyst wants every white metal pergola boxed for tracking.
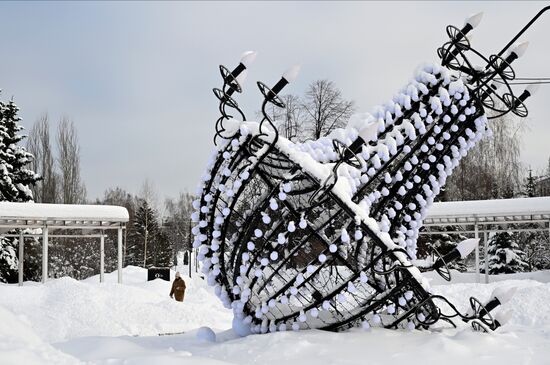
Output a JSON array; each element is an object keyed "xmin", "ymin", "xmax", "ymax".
[
  {"xmin": 0, "ymin": 202, "xmax": 129, "ymax": 285},
  {"xmin": 422, "ymin": 197, "xmax": 550, "ymax": 283}
]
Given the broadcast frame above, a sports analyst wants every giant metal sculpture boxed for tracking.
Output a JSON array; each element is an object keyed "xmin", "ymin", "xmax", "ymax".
[{"xmin": 192, "ymin": 8, "xmax": 547, "ymax": 334}]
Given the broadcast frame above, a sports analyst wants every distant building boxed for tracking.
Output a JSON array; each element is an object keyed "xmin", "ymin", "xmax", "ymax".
[{"xmin": 535, "ymin": 175, "xmax": 550, "ymax": 196}]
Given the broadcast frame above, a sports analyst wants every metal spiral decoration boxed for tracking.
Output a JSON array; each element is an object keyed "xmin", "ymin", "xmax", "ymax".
[{"xmin": 192, "ymin": 9, "xmax": 546, "ymax": 335}]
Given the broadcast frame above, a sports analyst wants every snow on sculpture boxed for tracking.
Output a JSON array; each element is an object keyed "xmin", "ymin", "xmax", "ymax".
[{"xmin": 192, "ymin": 10, "xmax": 543, "ymax": 334}]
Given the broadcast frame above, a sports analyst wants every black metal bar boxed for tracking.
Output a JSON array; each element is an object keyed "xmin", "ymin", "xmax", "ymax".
[{"xmin": 495, "ymin": 6, "xmax": 550, "ymax": 58}]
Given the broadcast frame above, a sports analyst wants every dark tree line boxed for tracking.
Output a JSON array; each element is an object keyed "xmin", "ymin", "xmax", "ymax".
[{"xmin": 98, "ymin": 182, "xmax": 194, "ymax": 271}]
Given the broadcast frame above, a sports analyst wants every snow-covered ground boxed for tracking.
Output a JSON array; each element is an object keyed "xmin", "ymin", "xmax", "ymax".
[{"xmin": 1, "ymin": 267, "xmax": 549, "ymax": 365}]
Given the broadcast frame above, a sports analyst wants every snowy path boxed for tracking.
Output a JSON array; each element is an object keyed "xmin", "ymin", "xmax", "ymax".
[{"xmin": 1, "ymin": 267, "xmax": 550, "ymax": 364}]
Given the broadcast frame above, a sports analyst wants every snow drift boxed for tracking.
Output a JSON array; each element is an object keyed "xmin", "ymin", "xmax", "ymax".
[{"xmin": 1, "ymin": 267, "xmax": 550, "ymax": 364}]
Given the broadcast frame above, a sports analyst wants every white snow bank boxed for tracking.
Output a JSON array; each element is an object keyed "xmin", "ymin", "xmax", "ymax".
[
  {"xmin": 0, "ymin": 305, "xmax": 82, "ymax": 365},
  {"xmin": 0, "ymin": 266, "xmax": 232, "ymax": 343},
  {"xmin": 0, "ymin": 202, "xmax": 129, "ymax": 221},
  {"xmin": 2, "ymin": 267, "xmax": 550, "ymax": 364}
]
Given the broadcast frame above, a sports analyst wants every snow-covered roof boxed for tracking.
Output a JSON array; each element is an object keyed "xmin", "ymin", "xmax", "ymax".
[
  {"xmin": 0, "ymin": 202, "xmax": 129, "ymax": 229},
  {"xmin": 425, "ymin": 197, "xmax": 550, "ymax": 226}
]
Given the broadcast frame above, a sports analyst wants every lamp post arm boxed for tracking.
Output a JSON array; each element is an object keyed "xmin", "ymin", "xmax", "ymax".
[{"xmin": 496, "ymin": 6, "xmax": 550, "ymax": 58}]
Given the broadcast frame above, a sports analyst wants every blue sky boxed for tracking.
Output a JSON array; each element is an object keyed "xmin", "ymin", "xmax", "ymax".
[{"xmin": 0, "ymin": 1, "xmax": 549, "ymax": 200}]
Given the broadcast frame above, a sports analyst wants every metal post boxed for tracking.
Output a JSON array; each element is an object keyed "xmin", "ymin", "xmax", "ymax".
[
  {"xmin": 188, "ymin": 251, "xmax": 192, "ymax": 278},
  {"xmin": 100, "ymin": 232, "xmax": 105, "ymax": 283},
  {"xmin": 474, "ymin": 222, "xmax": 480, "ymax": 283},
  {"xmin": 117, "ymin": 226, "xmax": 123, "ymax": 284},
  {"xmin": 188, "ymin": 219, "xmax": 192, "ymax": 278},
  {"xmin": 484, "ymin": 230, "xmax": 489, "ymax": 284},
  {"xmin": 18, "ymin": 231, "xmax": 24, "ymax": 286},
  {"xmin": 42, "ymin": 226, "xmax": 48, "ymax": 283}
]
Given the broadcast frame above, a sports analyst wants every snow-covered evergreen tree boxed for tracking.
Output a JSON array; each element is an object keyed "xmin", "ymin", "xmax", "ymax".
[
  {"xmin": 0, "ymin": 240, "xmax": 18, "ymax": 282},
  {"xmin": 515, "ymin": 230, "xmax": 550, "ymax": 271},
  {"xmin": 131, "ymin": 200, "xmax": 172, "ymax": 268},
  {"xmin": 48, "ymin": 236, "xmax": 106, "ymax": 280},
  {"xmin": 0, "ymin": 99, "xmax": 39, "ymax": 201},
  {"xmin": 0, "ymin": 97, "xmax": 39, "ymax": 283},
  {"xmin": 132, "ymin": 199, "xmax": 159, "ymax": 268},
  {"xmin": 525, "ymin": 169, "xmax": 536, "ymax": 197},
  {"xmin": 149, "ymin": 230, "xmax": 173, "ymax": 268},
  {"xmin": 487, "ymin": 232, "xmax": 528, "ymax": 274}
]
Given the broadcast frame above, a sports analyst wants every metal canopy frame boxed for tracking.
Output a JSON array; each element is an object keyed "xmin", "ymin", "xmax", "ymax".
[
  {"xmin": 0, "ymin": 204, "xmax": 128, "ymax": 286},
  {"xmin": 421, "ymin": 197, "xmax": 550, "ymax": 283}
]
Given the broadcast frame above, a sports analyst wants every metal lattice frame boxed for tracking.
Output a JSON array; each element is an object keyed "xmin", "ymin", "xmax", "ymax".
[
  {"xmin": 0, "ymin": 202, "xmax": 128, "ymax": 285},
  {"xmin": 192, "ymin": 8, "xmax": 548, "ymax": 334}
]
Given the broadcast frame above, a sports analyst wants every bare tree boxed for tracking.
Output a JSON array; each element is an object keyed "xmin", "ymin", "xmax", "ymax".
[
  {"xmin": 136, "ymin": 179, "xmax": 161, "ymax": 266},
  {"xmin": 133, "ymin": 198, "xmax": 159, "ymax": 267},
  {"xmin": 164, "ymin": 192, "xmax": 194, "ymax": 255},
  {"xmin": 26, "ymin": 114, "xmax": 58, "ymax": 203},
  {"xmin": 57, "ymin": 117, "xmax": 86, "ymax": 204},
  {"xmin": 444, "ymin": 112, "xmax": 524, "ymax": 201},
  {"xmin": 302, "ymin": 80, "xmax": 355, "ymax": 140},
  {"xmin": 265, "ymin": 94, "xmax": 305, "ymax": 141},
  {"xmin": 139, "ymin": 178, "xmax": 160, "ymax": 213},
  {"xmin": 101, "ymin": 186, "xmax": 137, "ymax": 262},
  {"xmin": 518, "ymin": 230, "xmax": 550, "ymax": 271}
]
